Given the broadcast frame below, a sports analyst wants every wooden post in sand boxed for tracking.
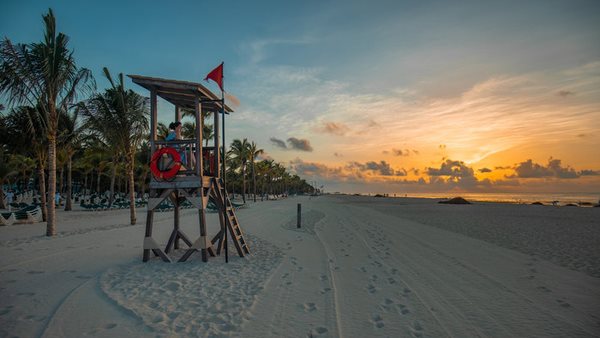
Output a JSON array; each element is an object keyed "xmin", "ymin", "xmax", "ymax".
[{"xmin": 297, "ymin": 203, "xmax": 301, "ymax": 228}]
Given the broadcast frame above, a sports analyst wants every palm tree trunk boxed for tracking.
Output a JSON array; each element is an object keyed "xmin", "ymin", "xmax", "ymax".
[
  {"xmin": 242, "ymin": 165, "xmax": 247, "ymax": 203},
  {"xmin": 59, "ymin": 165, "xmax": 64, "ymax": 194},
  {"xmin": 109, "ymin": 160, "xmax": 117, "ymax": 206},
  {"xmin": 65, "ymin": 155, "xmax": 73, "ymax": 211},
  {"xmin": 37, "ymin": 162, "xmax": 47, "ymax": 221},
  {"xmin": 0, "ymin": 186, "xmax": 5, "ymax": 210},
  {"xmin": 128, "ymin": 152, "xmax": 137, "ymax": 225},
  {"xmin": 47, "ymin": 134, "xmax": 57, "ymax": 236},
  {"xmin": 252, "ymin": 162, "xmax": 257, "ymax": 202},
  {"xmin": 96, "ymin": 169, "xmax": 101, "ymax": 194},
  {"xmin": 83, "ymin": 173, "xmax": 88, "ymax": 196}
]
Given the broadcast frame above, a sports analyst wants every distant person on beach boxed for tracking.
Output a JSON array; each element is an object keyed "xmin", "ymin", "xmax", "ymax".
[
  {"xmin": 55, "ymin": 192, "xmax": 61, "ymax": 206},
  {"xmin": 6, "ymin": 189, "xmax": 14, "ymax": 211}
]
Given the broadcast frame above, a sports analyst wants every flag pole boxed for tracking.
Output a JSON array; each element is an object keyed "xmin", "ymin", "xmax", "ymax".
[{"xmin": 221, "ymin": 62, "xmax": 228, "ymax": 263}]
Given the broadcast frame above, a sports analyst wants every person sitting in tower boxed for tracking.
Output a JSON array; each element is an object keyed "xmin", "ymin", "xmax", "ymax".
[{"xmin": 166, "ymin": 121, "xmax": 187, "ymax": 169}]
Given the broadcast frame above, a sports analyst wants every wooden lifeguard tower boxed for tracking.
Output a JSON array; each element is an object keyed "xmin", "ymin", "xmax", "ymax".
[{"xmin": 129, "ymin": 75, "xmax": 249, "ymax": 262}]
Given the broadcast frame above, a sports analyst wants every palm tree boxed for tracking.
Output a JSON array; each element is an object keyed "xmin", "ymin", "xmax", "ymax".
[
  {"xmin": 135, "ymin": 141, "xmax": 151, "ymax": 197},
  {"xmin": 228, "ymin": 138, "xmax": 250, "ymax": 203},
  {"xmin": 157, "ymin": 122, "xmax": 169, "ymax": 139},
  {"xmin": 0, "ymin": 151, "xmax": 17, "ymax": 209},
  {"xmin": 3, "ymin": 106, "xmax": 49, "ymax": 219},
  {"xmin": 8, "ymin": 154, "xmax": 35, "ymax": 192},
  {"xmin": 0, "ymin": 9, "xmax": 94, "ymax": 236},
  {"xmin": 58, "ymin": 108, "xmax": 85, "ymax": 210},
  {"xmin": 248, "ymin": 141, "xmax": 263, "ymax": 202},
  {"xmin": 80, "ymin": 67, "xmax": 148, "ymax": 224}
]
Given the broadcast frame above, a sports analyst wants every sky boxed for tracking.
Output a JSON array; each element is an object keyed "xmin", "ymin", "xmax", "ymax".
[{"xmin": 2, "ymin": 0, "xmax": 600, "ymax": 195}]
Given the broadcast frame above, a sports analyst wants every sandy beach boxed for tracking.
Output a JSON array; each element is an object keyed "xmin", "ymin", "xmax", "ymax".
[{"xmin": 1, "ymin": 195, "xmax": 599, "ymax": 337}]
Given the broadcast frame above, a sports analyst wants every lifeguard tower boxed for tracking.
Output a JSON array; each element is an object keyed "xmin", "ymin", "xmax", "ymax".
[{"xmin": 129, "ymin": 75, "xmax": 249, "ymax": 262}]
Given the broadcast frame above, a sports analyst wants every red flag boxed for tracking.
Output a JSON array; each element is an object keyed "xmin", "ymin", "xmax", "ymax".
[{"xmin": 204, "ymin": 62, "xmax": 224, "ymax": 91}]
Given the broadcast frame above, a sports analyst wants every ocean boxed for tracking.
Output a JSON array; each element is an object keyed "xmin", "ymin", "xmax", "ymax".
[{"xmin": 382, "ymin": 192, "xmax": 600, "ymax": 205}]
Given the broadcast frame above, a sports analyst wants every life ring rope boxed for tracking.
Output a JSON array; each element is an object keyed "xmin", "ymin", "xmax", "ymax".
[{"xmin": 150, "ymin": 147, "xmax": 182, "ymax": 180}]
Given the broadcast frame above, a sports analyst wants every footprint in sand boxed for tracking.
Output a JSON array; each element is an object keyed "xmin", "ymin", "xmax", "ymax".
[
  {"xmin": 309, "ymin": 327, "xmax": 328, "ymax": 336},
  {"xmin": 105, "ymin": 323, "xmax": 117, "ymax": 329},
  {"xmin": 536, "ymin": 286, "xmax": 552, "ymax": 293},
  {"xmin": 0, "ymin": 305, "xmax": 14, "ymax": 316},
  {"xmin": 27, "ymin": 270, "xmax": 45, "ymax": 274},
  {"xmin": 371, "ymin": 313, "xmax": 385, "ymax": 328},
  {"xmin": 397, "ymin": 303, "xmax": 410, "ymax": 315},
  {"xmin": 379, "ymin": 298, "xmax": 394, "ymax": 311},
  {"xmin": 17, "ymin": 292, "xmax": 35, "ymax": 297},
  {"xmin": 303, "ymin": 302, "xmax": 318, "ymax": 312},
  {"xmin": 320, "ymin": 287, "xmax": 331, "ymax": 294},
  {"xmin": 367, "ymin": 284, "xmax": 377, "ymax": 294},
  {"xmin": 556, "ymin": 299, "xmax": 571, "ymax": 308},
  {"xmin": 319, "ymin": 274, "xmax": 327, "ymax": 281},
  {"xmin": 403, "ymin": 288, "xmax": 411, "ymax": 296},
  {"xmin": 387, "ymin": 277, "xmax": 396, "ymax": 285},
  {"xmin": 410, "ymin": 321, "xmax": 424, "ymax": 337}
]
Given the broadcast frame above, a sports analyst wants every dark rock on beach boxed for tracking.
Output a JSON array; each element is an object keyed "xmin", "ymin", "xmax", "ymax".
[{"xmin": 438, "ymin": 197, "xmax": 471, "ymax": 205}]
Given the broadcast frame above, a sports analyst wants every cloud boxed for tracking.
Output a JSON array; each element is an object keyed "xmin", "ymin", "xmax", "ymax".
[
  {"xmin": 321, "ymin": 121, "xmax": 350, "ymax": 136},
  {"xmin": 510, "ymin": 158, "xmax": 596, "ymax": 179},
  {"xmin": 270, "ymin": 136, "xmax": 314, "ymax": 151},
  {"xmin": 270, "ymin": 137, "xmax": 287, "ymax": 149},
  {"xmin": 367, "ymin": 119, "xmax": 380, "ymax": 128},
  {"xmin": 478, "ymin": 168, "xmax": 492, "ymax": 173},
  {"xmin": 256, "ymin": 151, "xmax": 273, "ymax": 161},
  {"xmin": 425, "ymin": 159, "xmax": 482, "ymax": 189},
  {"xmin": 289, "ymin": 158, "xmax": 345, "ymax": 179},
  {"xmin": 390, "ymin": 148, "xmax": 419, "ymax": 157},
  {"xmin": 557, "ymin": 90, "xmax": 575, "ymax": 97},
  {"xmin": 392, "ymin": 149, "xmax": 408, "ymax": 156},
  {"xmin": 242, "ymin": 37, "xmax": 316, "ymax": 64},
  {"xmin": 346, "ymin": 160, "xmax": 400, "ymax": 176},
  {"xmin": 426, "ymin": 159, "xmax": 474, "ymax": 178},
  {"xmin": 290, "ymin": 158, "xmax": 408, "ymax": 181},
  {"xmin": 287, "ymin": 137, "xmax": 313, "ymax": 151}
]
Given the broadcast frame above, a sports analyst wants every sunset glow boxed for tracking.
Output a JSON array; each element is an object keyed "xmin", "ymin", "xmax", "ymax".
[{"xmin": 3, "ymin": 0, "xmax": 599, "ymax": 195}]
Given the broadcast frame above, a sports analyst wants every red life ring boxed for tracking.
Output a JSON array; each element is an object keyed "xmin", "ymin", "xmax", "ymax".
[{"xmin": 150, "ymin": 147, "xmax": 181, "ymax": 180}]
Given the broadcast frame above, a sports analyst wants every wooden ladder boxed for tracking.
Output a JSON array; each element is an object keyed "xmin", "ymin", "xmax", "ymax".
[{"xmin": 213, "ymin": 178, "xmax": 250, "ymax": 257}]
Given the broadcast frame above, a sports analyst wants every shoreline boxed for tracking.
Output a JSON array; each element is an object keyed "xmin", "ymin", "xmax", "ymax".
[{"xmin": 330, "ymin": 193, "xmax": 600, "ymax": 207}]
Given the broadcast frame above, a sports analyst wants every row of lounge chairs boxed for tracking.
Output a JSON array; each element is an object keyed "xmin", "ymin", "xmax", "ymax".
[
  {"xmin": 79, "ymin": 198, "xmax": 148, "ymax": 211},
  {"xmin": 0, "ymin": 205, "xmax": 43, "ymax": 226}
]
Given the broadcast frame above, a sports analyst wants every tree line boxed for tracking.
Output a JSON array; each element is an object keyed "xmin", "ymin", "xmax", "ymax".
[{"xmin": 0, "ymin": 9, "xmax": 314, "ymax": 236}]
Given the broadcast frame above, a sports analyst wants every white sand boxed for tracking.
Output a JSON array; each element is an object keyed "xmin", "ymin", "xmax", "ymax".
[{"xmin": 1, "ymin": 196, "xmax": 599, "ymax": 337}]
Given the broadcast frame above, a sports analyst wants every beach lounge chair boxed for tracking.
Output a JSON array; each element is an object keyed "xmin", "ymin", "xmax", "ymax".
[
  {"xmin": 0, "ymin": 212, "xmax": 16, "ymax": 226},
  {"xmin": 13, "ymin": 205, "xmax": 42, "ymax": 224}
]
